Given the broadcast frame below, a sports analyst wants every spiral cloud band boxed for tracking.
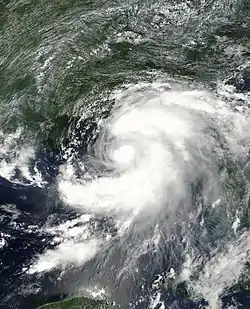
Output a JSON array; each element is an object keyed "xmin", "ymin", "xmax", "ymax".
[{"xmin": 58, "ymin": 84, "xmax": 248, "ymax": 224}]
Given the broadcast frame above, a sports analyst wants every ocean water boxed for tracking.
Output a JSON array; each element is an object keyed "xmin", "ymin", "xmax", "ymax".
[{"xmin": 0, "ymin": 0, "xmax": 250, "ymax": 308}]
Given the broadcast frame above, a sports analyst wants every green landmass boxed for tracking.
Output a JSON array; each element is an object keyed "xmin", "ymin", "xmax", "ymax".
[
  {"xmin": 228, "ymin": 268, "xmax": 250, "ymax": 293},
  {"xmin": 37, "ymin": 296, "xmax": 110, "ymax": 309}
]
